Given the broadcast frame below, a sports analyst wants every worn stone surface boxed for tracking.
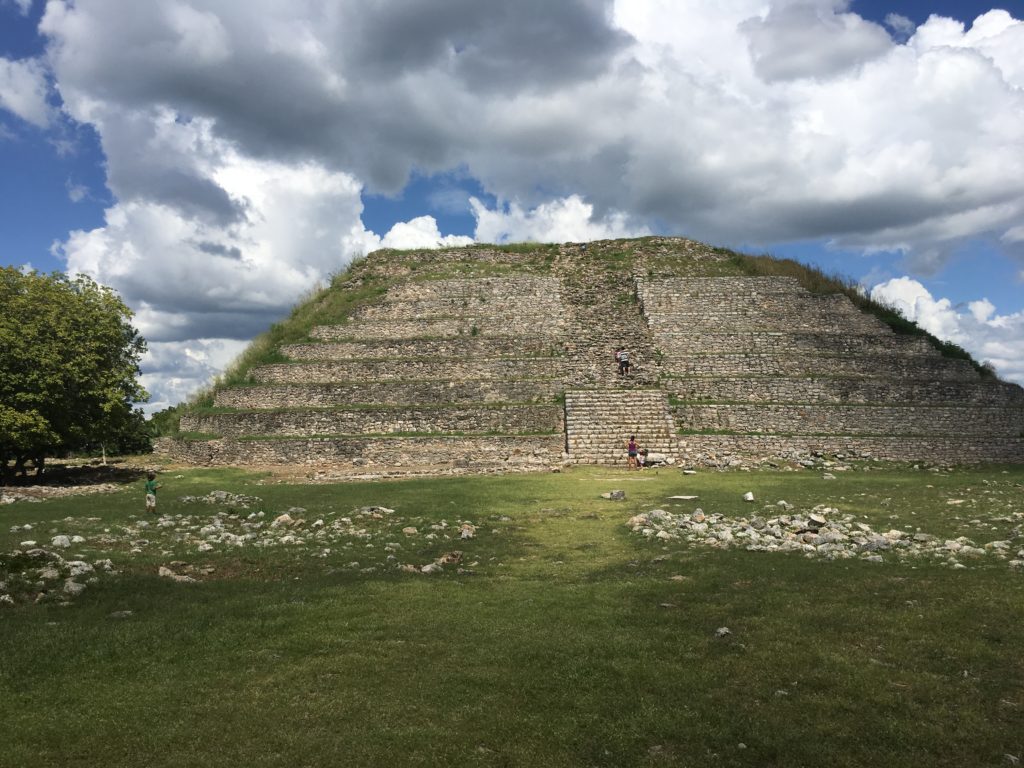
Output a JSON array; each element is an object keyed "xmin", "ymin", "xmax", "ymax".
[{"xmin": 158, "ymin": 238, "xmax": 1024, "ymax": 471}]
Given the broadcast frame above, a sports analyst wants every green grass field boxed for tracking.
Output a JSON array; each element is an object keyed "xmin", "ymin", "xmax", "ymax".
[{"xmin": 2, "ymin": 463, "xmax": 1023, "ymax": 767}]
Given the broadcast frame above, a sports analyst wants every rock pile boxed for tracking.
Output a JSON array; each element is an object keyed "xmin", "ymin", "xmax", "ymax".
[
  {"xmin": 0, "ymin": 547, "xmax": 117, "ymax": 606},
  {"xmin": 629, "ymin": 505, "xmax": 1024, "ymax": 569}
]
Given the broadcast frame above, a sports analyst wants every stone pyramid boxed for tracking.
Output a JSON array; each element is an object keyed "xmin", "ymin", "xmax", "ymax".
[{"xmin": 158, "ymin": 238, "xmax": 1024, "ymax": 476}]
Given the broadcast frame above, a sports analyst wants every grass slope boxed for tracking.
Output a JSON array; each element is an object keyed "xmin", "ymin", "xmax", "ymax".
[{"xmin": 2, "ymin": 463, "xmax": 1023, "ymax": 767}]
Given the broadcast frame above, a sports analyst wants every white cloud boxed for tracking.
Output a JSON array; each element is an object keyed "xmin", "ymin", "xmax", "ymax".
[
  {"xmin": 741, "ymin": 0, "xmax": 893, "ymax": 82},
  {"xmin": 0, "ymin": 56, "xmax": 51, "ymax": 126},
  {"xmin": 22, "ymin": 1, "xmax": 1024, "ymax": 404},
  {"xmin": 379, "ymin": 216, "xmax": 474, "ymax": 250},
  {"xmin": 140, "ymin": 338, "xmax": 249, "ymax": 413},
  {"xmin": 870, "ymin": 277, "xmax": 1024, "ymax": 386},
  {"xmin": 471, "ymin": 195, "xmax": 648, "ymax": 244}
]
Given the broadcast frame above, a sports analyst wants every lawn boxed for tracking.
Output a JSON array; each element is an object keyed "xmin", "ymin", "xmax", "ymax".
[{"xmin": 2, "ymin": 463, "xmax": 1023, "ymax": 767}]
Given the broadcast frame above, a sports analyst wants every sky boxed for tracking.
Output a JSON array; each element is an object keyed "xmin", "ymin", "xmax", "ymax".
[{"xmin": 1, "ymin": 0, "xmax": 1022, "ymax": 411}]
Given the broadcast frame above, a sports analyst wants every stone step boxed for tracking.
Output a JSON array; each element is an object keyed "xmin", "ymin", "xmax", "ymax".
[
  {"xmin": 564, "ymin": 387, "xmax": 679, "ymax": 461},
  {"xmin": 251, "ymin": 358, "xmax": 568, "ymax": 384},
  {"xmin": 286, "ymin": 337, "xmax": 561, "ymax": 361},
  {"xmin": 676, "ymin": 404, "xmax": 1024, "ymax": 437},
  {"xmin": 157, "ymin": 434, "xmax": 566, "ymax": 471},
  {"xmin": 668, "ymin": 376, "xmax": 1024, "ymax": 407},
  {"xmin": 312, "ymin": 320, "xmax": 564, "ymax": 340},
  {"xmin": 214, "ymin": 380, "xmax": 564, "ymax": 409},
  {"xmin": 662, "ymin": 354, "xmax": 980, "ymax": 380},
  {"xmin": 653, "ymin": 331, "xmax": 935, "ymax": 357},
  {"xmin": 182, "ymin": 404, "xmax": 563, "ymax": 438},
  {"xmin": 679, "ymin": 434, "xmax": 1024, "ymax": 464}
]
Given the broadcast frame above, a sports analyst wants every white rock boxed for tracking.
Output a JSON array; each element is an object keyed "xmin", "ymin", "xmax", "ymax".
[
  {"xmin": 63, "ymin": 579, "xmax": 86, "ymax": 596},
  {"xmin": 50, "ymin": 535, "xmax": 71, "ymax": 548},
  {"xmin": 66, "ymin": 561, "xmax": 94, "ymax": 577},
  {"xmin": 70, "ymin": 535, "xmax": 85, "ymax": 544},
  {"xmin": 420, "ymin": 563, "xmax": 443, "ymax": 575},
  {"xmin": 742, "ymin": 492, "xmax": 754, "ymax": 502},
  {"xmin": 271, "ymin": 513, "xmax": 293, "ymax": 528},
  {"xmin": 19, "ymin": 540, "xmax": 37, "ymax": 548},
  {"xmin": 0, "ymin": 594, "xmax": 14, "ymax": 607},
  {"xmin": 714, "ymin": 627, "xmax": 731, "ymax": 638}
]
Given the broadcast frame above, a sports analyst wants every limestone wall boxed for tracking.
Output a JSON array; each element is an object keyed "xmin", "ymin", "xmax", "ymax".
[
  {"xmin": 214, "ymin": 380, "xmax": 564, "ymax": 408},
  {"xmin": 312, "ymin": 318, "xmax": 557, "ymax": 340},
  {"xmin": 155, "ymin": 435, "xmax": 565, "ymax": 470},
  {"xmin": 652, "ymin": 331, "xmax": 934, "ymax": 357},
  {"xmin": 662, "ymin": 354, "xmax": 979, "ymax": 379},
  {"xmin": 282, "ymin": 337, "xmax": 562, "ymax": 361},
  {"xmin": 669, "ymin": 377, "xmax": 1024, "ymax": 406},
  {"xmin": 251, "ymin": 358, "xmax": 567, "ymax": 384},
  {"xmin": 676, "ymin": 403, "xmax": 1024, "ymax": 437},
  {"xmin": 639, "ymin": 277, "xmax": 885, "ymax": 334},
  {"xmin": 182, "ymin": 404, "xmax": 563, "ymax": 437},
  {"xmin": 680, "ymin": 434, "xmax": 1024, "ymax": 464}
]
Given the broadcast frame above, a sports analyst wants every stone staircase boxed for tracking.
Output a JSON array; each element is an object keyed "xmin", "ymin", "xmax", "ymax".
[
  {"xmin": 552, "ymin": 245, "xmax": 658, "ymax": 387},
  {"xmin": 564, "ymin": 389, "xmax": 678, "ymax": 464}
]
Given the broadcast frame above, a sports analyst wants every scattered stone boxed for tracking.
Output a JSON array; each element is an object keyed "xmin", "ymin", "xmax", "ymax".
[
  {"xmin": 401, "ymin": 527, "xmax": 418, "ymax": 535},
  {"xmin": 420, "ymin": 563, "xmax": 443, "ymax": 575},
  {"xmin": 742, "ymin": 492, "xmax": 754, "ymax": 502},
  {"xmin": 63, "ymin": 579, "xmax": 86, "ymax": 596},
  {"xmin": 158, "ymin": 566, "xmax": 196, "ymax": 583},
  {"xmin": 822, "ymin": 473, "xmax": 837, "ymax": 480},
  {"xmin": 602, "ymin": 490, "xmax": 626, "ymax": 500},
  {"xmin": 108, "ymin": 610, "xmax": 133, "ymax": 619},
  {"xmin": 714, "ymin": 626, "xmax": 731, "ymax": 638},
  {"xmin": 50, "ymin": 535, "xmax": 71, "ymax": 549},
  {"xmin": 271, "ymin": 513, "xmax": 294, "ymax": 528},
  {"xmin": 668, "ymin": 495, "xmax": 699, "ymax": 501}
]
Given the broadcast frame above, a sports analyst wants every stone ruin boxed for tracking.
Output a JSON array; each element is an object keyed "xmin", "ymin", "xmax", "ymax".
[{"xmin": 156, "ymin": 237, "xmax": 1024, "ymax": 476}]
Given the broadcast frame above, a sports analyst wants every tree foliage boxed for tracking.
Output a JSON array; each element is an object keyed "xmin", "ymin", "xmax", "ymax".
[{"xmin": 0, "ymin": 268, "xmax": 148, "ymax": 476}]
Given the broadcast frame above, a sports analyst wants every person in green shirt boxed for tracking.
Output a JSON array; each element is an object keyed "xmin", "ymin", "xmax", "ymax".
[{"xmin": 145, "ymin": 472, "xmax": 162, "ymax": 513}]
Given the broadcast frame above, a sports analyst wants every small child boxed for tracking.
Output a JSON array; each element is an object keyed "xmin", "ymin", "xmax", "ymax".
[{"xmin": 145, "ymin": 472, "xmax": 162, "ymax": 513}]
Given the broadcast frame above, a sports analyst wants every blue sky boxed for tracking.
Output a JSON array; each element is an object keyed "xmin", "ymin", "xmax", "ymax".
[{"xmin": 1, "ymin": 0, "xmax": 1022, "ymax": 405}]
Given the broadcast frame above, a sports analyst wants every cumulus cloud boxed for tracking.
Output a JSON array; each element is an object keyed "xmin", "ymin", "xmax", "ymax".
[
  {"xmin": 471, "ymin": 195, "xmax": 647, "ymax": 243},
  {"xmin": 140, "ymin": 338, "xmax": 250, "ymax": 413},
  {"xmin": 378, "ymin": 216, "xmax": 474, "ymax": 250},
  {"xmin": 741, "ymin": 0, "xmax": 893, "ymax": 82},
  {"xmin": 0, "ymin": 57, "xmax": 51, "ymax": 126},
  {"xmin": 22, "ymin": 0, "xmax": 1024, "ymax": 405},
  {"xmin": 870, "ymin": 277, "xmax": 1024, "ymax": 386}
]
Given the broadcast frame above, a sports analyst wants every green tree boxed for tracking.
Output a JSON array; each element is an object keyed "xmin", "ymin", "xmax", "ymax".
[{"xmin": 0, "ymin": 268, "xmax": 148, "ymax": 478}]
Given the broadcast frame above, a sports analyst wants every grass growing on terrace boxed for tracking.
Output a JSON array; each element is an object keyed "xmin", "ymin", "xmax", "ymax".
[{"xmin": 2, "ymin": 463, "xmax": 1023, "ymax": 767}]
